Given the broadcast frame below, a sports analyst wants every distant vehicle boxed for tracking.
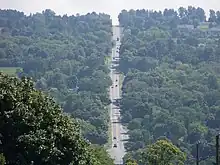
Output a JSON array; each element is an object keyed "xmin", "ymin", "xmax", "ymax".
[
  {"xmin": 113, "ymin": 57, "xmax": 115, "ymax": 59},
  {"xmin": 116, "ymin": 51, "xmax": 119, "ymax": 53},
  {"xmin": 113, "ymin": 144, "xmax": 117, "ymax": 148},
  {"xmin": 117, "ymin": 37, "xmax": 119, "ymax": 41},
  {"xmin": 116, "ymin": 79, "xmax": 118, "ymax": 82},
  {"xmin": 115, "ymin": 85, "xmax": 118, "ymax": 87},
  {"xmin": 115, "ymin": 99, "xmax": 120, "ymax": 106},
  {"xmin": 113, "ymin": 137, "xmax": 116, "ymax": 140},
  {"xmin": 111, "ymin": 86, "xmax": 113, "ymax": 88}
]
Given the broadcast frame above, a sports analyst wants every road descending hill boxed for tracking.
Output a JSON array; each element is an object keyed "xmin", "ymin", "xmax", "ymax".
[{"xmin": 108, "ymin": 26, "xmax": 129, "ymax": 165}]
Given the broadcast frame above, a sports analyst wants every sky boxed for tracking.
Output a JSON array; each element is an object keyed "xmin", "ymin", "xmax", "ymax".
[{"xmin": 1, "ymin": 0, "xmax": 220, "ymax": 25}]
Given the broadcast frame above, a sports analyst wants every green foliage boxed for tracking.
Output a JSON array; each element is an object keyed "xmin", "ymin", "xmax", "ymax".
[
  {"xmin": 0, "ymin": 73, "xmax": 98, "ymax": 165},
  {"xmin": 90, "ymin": 145, "xmax": 114, "ymax": 165},
  {"xmin": 123, "ymin": 140, "xmax": 186, "ymax": 165},
  {"xmin": 119, "ymin": 6, "xmax": 220, "ymax": 164},
  {"xmin": 0, "ymin": 153, "xmax": 5, "ymax": 165},
  {"xmin": 0, "ymin": 9, "xmax": 112, "ymax": 145},
  {"xmin": 144, "ymin": 140, "xmax": 186, "ymax": 165},
  {"xmin": 125, "ymin": 158, "xmax": 138, "ymax": 165}
]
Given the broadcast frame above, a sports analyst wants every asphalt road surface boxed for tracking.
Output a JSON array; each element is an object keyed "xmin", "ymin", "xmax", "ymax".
[{"xmin": 108, "ymin": 26, "xmax": 129, "ymax": 165}]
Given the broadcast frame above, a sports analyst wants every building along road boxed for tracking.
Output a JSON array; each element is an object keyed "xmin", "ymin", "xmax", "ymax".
[{"xmin": 107, "ymin": 25, "xmax": 129, "ymax": 165}]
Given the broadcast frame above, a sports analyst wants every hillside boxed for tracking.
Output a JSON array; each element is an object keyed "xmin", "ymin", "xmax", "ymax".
[
  {"xmin": 0, "ymin": 9, "xmax": 112, "ymax": 145},
  {"xmin": 2, "ymin": 6, "xmax": 220, "ymax": 165},
  {"xmin": 119, "ymin": 7, "xmax": 220, "ymax": 164},
  {"xmin": 0, "ymin": 72, "xmax": 114, "ymax": 165}
]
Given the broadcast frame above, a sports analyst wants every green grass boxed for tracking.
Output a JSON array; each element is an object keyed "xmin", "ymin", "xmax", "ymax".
[
  {"xmin": 198, "ymin": 24, "xmax": 209, "ymax": 31},
  {"xmin": 104, "ymin": 56, "xmax": 111, "ymax": 65},
  {"xmin": 104, "ymin": 54, "xmax": 113, "ymax": 149},
  {"xmin": 104, "ymin": 106, "xmax": 112, "ymax": 149},
  {"xmin": 0, "ymin": 67, "xmax": 22, "ymax": 75},
  {"xmin": 119, "ymin": 73, "xmax": 125, "ymax": 95}
]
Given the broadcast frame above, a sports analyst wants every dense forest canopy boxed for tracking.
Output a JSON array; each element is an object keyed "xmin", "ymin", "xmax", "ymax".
[
  {"xmin": 0, "ymin": 9, "xmax": 113, "ymax": 145},
  {"xmin": 0, "ymin": 73, "xmax": 114, "ymax": 165},
  {"xmin": 2, "ymin": 5, "xmax": 220, "ymax": 165},
  {"xmin": 119, "ymin": 6, "xmax": 220, "ymax": 164}
]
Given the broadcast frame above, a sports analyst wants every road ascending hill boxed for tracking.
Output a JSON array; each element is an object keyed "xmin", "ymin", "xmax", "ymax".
[{"xmin": 107, "ymin": 26, "xmax": 129, "ymax": 165}]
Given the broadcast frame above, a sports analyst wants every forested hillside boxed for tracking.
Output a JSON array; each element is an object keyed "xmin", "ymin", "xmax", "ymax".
[
  {"xmin": 119, "ymin": 7, "xmax": 220, "ymax": 164},
  {"xmin": 0, "ymin": 9, "xmax": 112, "ymax": 145},
  {"xmin": 0, "ymin": 73, "xmax": 114, "ymax": 165}
]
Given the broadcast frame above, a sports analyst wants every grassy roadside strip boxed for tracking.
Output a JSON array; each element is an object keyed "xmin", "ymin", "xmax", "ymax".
[
  {"xmin": 104, "ymin": 56, "xmax": 111, "ymax": 65},
  {"xmin": 119, "ymin": 72, "xmax": 125, "ymax": 96},
  {"xmin": 104, "ymin": 54, "xmax": 112, "ymax": 149},
  {"xmin": 104, "ymin": 105, "xmax": 112, "ymax": 149}
]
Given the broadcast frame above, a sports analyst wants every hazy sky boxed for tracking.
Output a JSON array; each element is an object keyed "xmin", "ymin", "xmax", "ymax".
[{"xmin": 1, "ymin": 0, "xmax": 220, "ymax": 24}]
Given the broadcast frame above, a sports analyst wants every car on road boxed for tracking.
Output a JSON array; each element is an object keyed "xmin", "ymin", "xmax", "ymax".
[
  {"xmin": 111, "ymin": 86, "xmax": 113, "ymax": 88},
  {"xmin": 117, "ymin": 37, "xmax": 119, "ymax": 41},
  {"xmin": 116, "ymin": 79, "xmax": 118, "ymax": 82},
  {"xmin": 115, "ymin": 85, "xmax": 118, "ymax": 87},
  {"xmin": 113, "ymin": 144, "xmax": 117, "ymax": 148},
  {"xmin": 115, "ymin": 100, "xmax": 120, "ymax": 106},
  {"xmin": 113, "ymin": 137, "xmax": 116, "ymax": 140}
]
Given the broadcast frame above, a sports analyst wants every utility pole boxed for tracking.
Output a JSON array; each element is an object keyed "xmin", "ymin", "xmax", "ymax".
[
  {"xmin": 196, "ymin": 142, "xmax": 200, "ymax": 165},
  {"xmin": 216, "ymin": 134, "xmax": 219, "ymax": 165}
]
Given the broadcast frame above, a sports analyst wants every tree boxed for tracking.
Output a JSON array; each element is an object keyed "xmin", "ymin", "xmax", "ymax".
[
  {"xmin": 143, "ymin": 140, "xmax": 186, "ymax": 165},
  {"xmin": 125, "ymin": 158, "xmax": 138, "ymax": 165},
  {"xmin": 118, "ymin": 7, "xmax": 220, "ymax": 164},
  {"xmin": 0, "ymin": 9, "xmax": 113, "ymax": 145},
  {"xmin": 90, "ymin": 145, "xmax": 114, "ymax": 165},
  {"xmin": 209, "ymin": 9, "xmax": 217, "ymax": 22},
  {"xmin": 0, "ymin": 73, "xmax": 98, "ymax": 165},
  {"xmin": 0, "ymin": 153, "xmax": 5, "ymax": 165}
]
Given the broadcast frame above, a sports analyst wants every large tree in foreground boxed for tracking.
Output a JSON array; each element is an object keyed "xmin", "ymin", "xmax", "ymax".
[
  {"xmin": 0, "ymin": 73, "xmax": 98, "ymax": 165},
  {"xmin": 144, "ymin": 139, "xmax": 186, "ymax": 165}
]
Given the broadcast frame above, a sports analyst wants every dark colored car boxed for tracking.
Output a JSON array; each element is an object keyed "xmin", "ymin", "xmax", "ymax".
[
  {"xmin": 116, "ymin": 79, "xmax": 118, "ymax": 82},
  {"xmin": 113, "ymin": 144, "xmax": 117, "ymax": 148},
  {"xmin": 113, "ymin": 137, "xmax": 116, "ymax": 140},
  {"xmin": 115, "ymin": 85, "xmax": 118, "ymax": 87},
  {"xmin": 115, "ymin": 100, "xmax": 120, "ymax": 106}
]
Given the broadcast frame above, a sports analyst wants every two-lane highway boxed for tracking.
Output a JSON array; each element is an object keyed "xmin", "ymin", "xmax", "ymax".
[{"xmin": 108, "ymin": 26, "xmax": 128, "ymax": 165}]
